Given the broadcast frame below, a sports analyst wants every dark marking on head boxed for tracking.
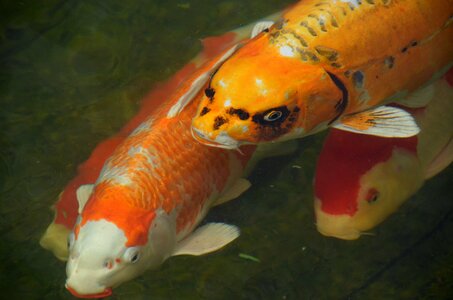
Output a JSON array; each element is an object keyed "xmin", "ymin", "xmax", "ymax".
[
  {"xmin": 384, "ymin": 56, "xmax": 395, "ymax": 69},
  {"xmin": 401, "ymin": 46, "xmax": 408, "ymax": 53},
  {"xmin": 300, "ymin": 21, "xmax": 318, "ymax": 37},
  {"xmin": 411, "ymin": 41, "xmax": 418, "ymax": 47},
  {"xmin": 344, "ymin": 70, "xmax": 351, "ymax": 78},
  {"xmin": 299, "ymin": 49, "xmax": 320, "ymax": 62},
  {"xmin": 252, "ymin": 106, "xmax": 290, "ymax": 127},
  {"xmin": 200, "ymin": 107, "xmax": 210, "ymax": 116},
  {"xmin": 352, "ymin": 71, "xmax": 365, "ymax": 89},
  {"xmin": 252, "ymin": 106, "xmax": 300, "ymax": 141},
  {"xmin": 205, "ymin": 87, "xmax": 215, "ymax": 98},
  {"xmin": 326, "ymin": 72, "xmax": 349, "ymax": 125},
  {"xmin": 331, "ymin": 62, "xmax": 342, "ymax": 68},
  {"xmin": 315, "ymin": 46, "xmax": 338, "ymax": 62},
  {"xmin": 213, "ymin": 116, "xmax": 228, "ymax": 130},
  {"xmin": 227, "ymin": 108, "xmax": 250, "ymax": 120}
]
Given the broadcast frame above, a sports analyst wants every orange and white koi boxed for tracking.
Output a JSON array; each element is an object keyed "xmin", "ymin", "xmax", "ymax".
[
  {"xmin": 313, "ymin": 70, "xmax": 453, "ymax": 240},
  {"xmin": 60, "ymin": 15, "xmax": 291, "ymax": 298},
  {"xmin": 183, "ymin": 0, "xmax": 453, "ymax": 148}
]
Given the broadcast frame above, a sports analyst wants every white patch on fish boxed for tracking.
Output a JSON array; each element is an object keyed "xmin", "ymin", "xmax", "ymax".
[
  {"xmin": 218, "ymin": 79, "xmax": 227, "ymax": 88},
  {"xmin": 130, "ymin": 118, "xmax": 154, "ymax": 136},
  {"xmin": 279, "ymin": 45, "xmax": 295, "ymax": 58},
  {"xmin": 224, "ymin": 99, "xmax": 232, "ymax": 107},
  {"xmin": 334, "ymin": 0, "xmax": 360, "ymax": 7}
]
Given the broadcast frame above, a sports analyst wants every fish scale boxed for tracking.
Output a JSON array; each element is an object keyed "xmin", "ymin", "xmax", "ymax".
[{"xmin": 82, "ymin": 99, "xmax": 241, "ymax": 238}]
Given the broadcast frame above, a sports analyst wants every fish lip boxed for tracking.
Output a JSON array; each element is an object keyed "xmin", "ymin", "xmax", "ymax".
[
  {"xmin": 191, "ymin": 126, "xmax": 240, "ymax": 150},
  {"xmin": 66, "ymin": 284, "xmax": 112, "ymax": 299}
]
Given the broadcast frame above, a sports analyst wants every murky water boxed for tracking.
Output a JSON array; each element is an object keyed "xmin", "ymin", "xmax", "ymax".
[{"xmin": 1, "ymin": 1, "xmax": 452, "ymax": 299}]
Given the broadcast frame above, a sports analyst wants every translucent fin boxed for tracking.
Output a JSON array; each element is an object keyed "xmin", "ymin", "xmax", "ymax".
[
  {"xmin": 166, "ymin": 44, "xmax": 240, "ymax": 118},
  {"xmin": 172, "ymin": 223, "xmax": 239, "ymax": 256},
  {"xmin": 39, "ymin": 223, "xmax": 70, "ymax": 261},
  {"xmin": 214, "ymin": 178, "xmax": 251, "ymax": 206},
  {"xmin": 76, "ymin": 184, "xmax": 94, "ymax": 214},
  {"xmin": 244, "ymin": 140, "xmax": 298, "ymax": 176},
  {"xmin": 250, "ymin": 21, "xmax": 274, "ymax": 38},
  {"xmin": 333, "ymin": 106, "xmax": 420, "ymax": 138},
  {"xmin": 396, "ymin": 83, "xmax": 435, "ymax": 108},
  {"xmin": 425, "ymin": 137, "xmax": 453, "ymax": 179}
]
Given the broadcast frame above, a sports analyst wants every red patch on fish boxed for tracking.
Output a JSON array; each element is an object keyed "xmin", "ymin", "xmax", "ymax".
[{"xmin": 314, "ymin": 129, "xmax": 417, "ymax": 216}]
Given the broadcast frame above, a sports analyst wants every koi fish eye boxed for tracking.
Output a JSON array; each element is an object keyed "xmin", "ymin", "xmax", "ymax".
[
  {"xmin": 252, "ymin": 106, "xmax": 290, "ymax": 126},
  {"xmin": 124, "ymin": 246, "xmax": 141, "ymax": 264},
  {"xmin": 366, "ymin": 188, "xmax": 380, "ymax": 203},
  {"xmin": 264, "ymin": 110, "xmax": 283, "ymax": 122}
]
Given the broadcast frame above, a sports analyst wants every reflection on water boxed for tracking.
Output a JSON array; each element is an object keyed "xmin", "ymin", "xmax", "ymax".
[{"xmin": 1, "ymin": 1, "xmax": 452, "ymax": 299}]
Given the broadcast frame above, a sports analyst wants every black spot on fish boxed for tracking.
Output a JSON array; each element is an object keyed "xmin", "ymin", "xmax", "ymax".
[
  {"xmin": 213, "ymin": 116, "xmax": 228, "ymax": 130},
  {"xmin": 326, "ymin": 72, "xmax": 349, "ymax": 125},
  {"xmin": 263, "ymin": 28, "xmax": 269, "ymax": 33},
  {"xmin": 227, "ymin": 108, "xmax": 250, "ymax": 120},
  {"xmin": 205, "ymin": 87, "xmax": 215, "ymax": 99},
  {"xmin": 411, "ymin": 40, "xmax": 418, "ymax": 47},
  {"xmin": 352, "ymin": 71, "xmax": 365, "ymax": 89},
  {"xmin": 401, "ymin": 46, "xmax": 408, "ymax": 53},
  {"xmin": 200, "ymin": 107, "xmax": 210, "ymax": 116}
]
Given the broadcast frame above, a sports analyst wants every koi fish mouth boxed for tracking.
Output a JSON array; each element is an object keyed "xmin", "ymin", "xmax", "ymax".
[
  {"xmin": 191, "ymin": 127, "xmax": 241, "ymax": 150},
  {"xmin": 66, "ymin": 284, "xmax": 113, "ymax": 299}
]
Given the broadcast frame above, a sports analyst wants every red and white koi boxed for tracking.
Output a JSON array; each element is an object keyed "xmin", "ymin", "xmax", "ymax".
[{"xmin": 313, "ymin": 70, "xmax": 453, "ymax": 240}]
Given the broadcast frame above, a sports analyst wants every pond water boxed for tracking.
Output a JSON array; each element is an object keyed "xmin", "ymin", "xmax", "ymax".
[{"xmin": 1, "ymin": 1, "xmax": 452, "ymax": 299}]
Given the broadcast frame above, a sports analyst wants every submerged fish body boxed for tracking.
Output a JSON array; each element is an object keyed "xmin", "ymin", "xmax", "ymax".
[
  {"xmin": 190, "ymin": 0, "xmax": 453, "ymax": 147},
  {"xmin": 313, "ymin": 70, "xmax": 453, "ymax": 240},
  {"xmin": 39, "ymin": 12, "xmax": 286, "ymax": 264},
  {"xmin": 65, "ymin": 87, "xmax": 256, "ymax": 297}
]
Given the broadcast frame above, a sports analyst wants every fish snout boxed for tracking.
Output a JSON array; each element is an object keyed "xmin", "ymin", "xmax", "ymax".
[
  {"xmin": 191, "ymin": 125, "xmax": 240, "ymax": 149},
  {"xmin": 66, "ymin": 276, "xmax": 112, "ymax": 298}
]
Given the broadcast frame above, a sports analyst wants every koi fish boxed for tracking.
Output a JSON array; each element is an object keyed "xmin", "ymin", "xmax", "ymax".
[
  {"xmin": 39, "ymin": 11, "xmax": 286, "ymax": 262},
  {"xmin": 55, "ymin": 15, "xmax": 296, "ymax": 298},
  {"xmin": 182, "ymin": 0, "xmax": 453, "ymax": 148},
  {"xmin": 313, "ymin": 70, "xmax": 453, "ymax": 240}
]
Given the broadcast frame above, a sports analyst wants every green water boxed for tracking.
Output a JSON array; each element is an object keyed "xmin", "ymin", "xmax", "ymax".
[{"xmin": 1, "ymin": 1, "xmax": 452, "ymax": 299}]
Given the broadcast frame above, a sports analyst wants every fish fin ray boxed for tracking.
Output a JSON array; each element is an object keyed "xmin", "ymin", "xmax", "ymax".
[
  {"xmin": 172, "ymin": 223, "xmax": 239, "ymax": 256},
  {"xmin": 76, "ymin": 184, "xmax": 94, "ymax": 214},
  {"xmin": 425, "ymin": 137, "xmax": 453, "ymax": 179},
  {"xmin": 214, "ymin": 178, "xmax": 251, "ymax": 206},
  {"xmin": 250, "ymin": 21, "xmax": 274, "ymax": 38},
  {"xmin": 333, "ymin": 106, "xmax": 420, "ymax": 138},
  {"xmin": 166, "ymin": 44, "xmax": 240, "ymax": 118},
  {"xmin": 395, "ymin": 83, "xmax": 435, "ymax": 108},
  {"xmin": 244, "ymin": 140, "xmax": 298, "ymax": 176}
]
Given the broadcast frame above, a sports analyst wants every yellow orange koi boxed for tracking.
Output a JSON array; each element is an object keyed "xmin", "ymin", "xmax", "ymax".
[{"xmin": 186, "ymin": 0, "xmax": 453, "ymax": 147}]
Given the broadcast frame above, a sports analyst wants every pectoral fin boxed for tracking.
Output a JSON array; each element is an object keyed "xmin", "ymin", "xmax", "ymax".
[
  {"xmin": 251, "ymin": 21, "xmax": 274, "ymax": 38},
  {"xmin": 76, "ymin": 184, "xmax": 94, "ymax": 214},
  {"xmin": 167, "ymin": 44, "xmax": 240, "ymax": 118},
  {"xmin": 395, "ymin": 83, "xmax": 434, "ymax": 108},
  {"xmin": 425, "ymin": 137, "xmax": 453, "ymax": 179},
  {"xmin": 172, "ymin": 223, "xmax": 239, "ymax": 256},
  {"xmin": 333, "ymin": 106, "xmax": 420, "ymax": 138},
  {"xmin": 214, "ymin": 178, "xmax": 251, "ymax": 206}
]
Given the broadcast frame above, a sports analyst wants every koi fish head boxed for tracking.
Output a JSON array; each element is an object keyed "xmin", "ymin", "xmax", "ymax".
[
  {"xmin": 314, "ymin": 129, "xmax": 422, "ymax": 240},
  {"xmin": 191, "ymin": 34, "xmax": 344, "ymax": 147},
  {"xmin": 66, "ymin": 186, "xmax": 177, "ymax": 298}
]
